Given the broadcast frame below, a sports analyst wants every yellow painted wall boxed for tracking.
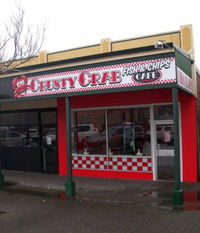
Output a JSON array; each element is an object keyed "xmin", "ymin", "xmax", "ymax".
[
  {"xmin": 47, "ymin": 45, "xmax": 100, "ymax": 62},
  {"xmin": 112, "ymin": 32, "xmax": 181, "ymax": 51},
  {"xmin": 16, "ymin": 26, "xmax": 193, "ymax": 68}
]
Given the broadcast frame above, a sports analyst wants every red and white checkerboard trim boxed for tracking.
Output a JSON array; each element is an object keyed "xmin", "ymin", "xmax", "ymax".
[
  {"xmin": 72, "ymin": 155, "xmax": 152, "ymax": 172},
  {"xmin": 72, "ymin": 155, "xmax": 108, "ymax": 170}
]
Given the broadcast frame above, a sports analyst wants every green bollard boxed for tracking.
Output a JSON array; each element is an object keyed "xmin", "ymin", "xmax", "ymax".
[
  {"xmin": 64, "ymin": 180, "xmax": 76, "ymax": 198},
  {"xmin": 172, "ymin": 189, "xmax": 183, "ymax": 206}
]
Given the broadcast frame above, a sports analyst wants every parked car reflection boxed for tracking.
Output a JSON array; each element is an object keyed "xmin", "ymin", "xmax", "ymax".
[
  {"xmin": 0, "ymin": 127, "xmax": 41, "ymax": 148},
  {"xmin": 82, "ymin": 124, "xmax": 146, "ymax": 155},
  {"xmin": 0, "ymin": 130, "xmax": 26, "ymax": 147},
  {"xmin": 77, "ymin": 124, "xmax": 98, "ymax": 142}
]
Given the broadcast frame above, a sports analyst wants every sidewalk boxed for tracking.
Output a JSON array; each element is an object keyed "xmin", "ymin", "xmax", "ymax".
[
  {"xmin": 2, "ymin": 170, "xmax": 200, "ymax": 233},
  {"xmin": 2, "ymin": 170, "xmax": 200, "ymax": 208}
]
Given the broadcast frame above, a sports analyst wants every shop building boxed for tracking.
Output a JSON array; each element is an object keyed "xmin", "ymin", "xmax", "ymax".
[{"xmin": 0, "ymin": 25, "xmax": 198, "ymax": 183}]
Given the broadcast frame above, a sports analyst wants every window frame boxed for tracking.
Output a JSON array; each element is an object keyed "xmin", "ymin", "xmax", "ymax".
[{"xmin": 72, "ymin": 103, "xmax": 173, "ymax": 158}]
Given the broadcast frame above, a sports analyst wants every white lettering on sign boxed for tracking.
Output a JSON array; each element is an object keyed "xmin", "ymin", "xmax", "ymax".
[
  {"xmin": 122, "ymin": 59, "xmax": 171, "ymax": 75},
  {"xmin": 12, "ymin": 57, "xmax": 176, "ymax": 98},
  {"xmin": 177, "ymin": 67, "xmax": 193, "ymax": 93}
]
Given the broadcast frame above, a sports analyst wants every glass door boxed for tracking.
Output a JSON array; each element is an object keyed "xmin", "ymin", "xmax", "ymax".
[
  {"xmin": 155, "ymin": 122, "xmax": 174, "ymax": 180},
  {"xmin": 40, "ymin": 111, "xmax": 58, "ymax": 174},
  {"xmin": 41, "ymin": 125, "xmax": 57, "ymax": 174}
]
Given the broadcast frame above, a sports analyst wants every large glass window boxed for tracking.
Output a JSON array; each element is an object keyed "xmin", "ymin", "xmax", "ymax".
[
  {"xmin": 0, "ymin": 111, "xmax": 57, "ymax": 148},
  {"xmin": 72, "ymin": 107, "xmax": 151, "ymax": 156},
  {"xmin": 72, "ymin": 110, "xmax": 106, "ymax": 154},
  {"xmin": 107, "ymin": 108, "xmax": 150, "ymax": 156},
  {"xmin": 0, "ymin": 111, "xmax": 41, "ymax": 148},
  {"xmin": 0, "ymin": 126, "xmax": 39, "ymax": 148}
]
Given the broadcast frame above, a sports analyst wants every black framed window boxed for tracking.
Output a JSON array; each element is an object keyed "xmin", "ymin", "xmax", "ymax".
[
  {"xmin": 0, "ymin": 110, "xmax": 56, "ymax": 148},
  {"xmin": 0, "ymin": 126, "xmax": 40, "ymax": 148},
  {"xmin": 0, "ymin": 112, "xmax": 38, "ymax": 125}
]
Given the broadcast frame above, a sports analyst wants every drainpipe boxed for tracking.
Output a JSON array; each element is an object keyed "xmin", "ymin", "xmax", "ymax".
[
  {"xmin": 172, "ymin": 87, "xmax": 183, "ymax": 205},
  {"xmin": 64, "ymin": 97, "xmax": 76, "ymax": 197}
]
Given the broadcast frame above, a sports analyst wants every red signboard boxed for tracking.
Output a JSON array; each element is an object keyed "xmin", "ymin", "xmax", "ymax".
[{"xmin": 12, "ymin": 57, "xmax": 176, "ymax": 98}]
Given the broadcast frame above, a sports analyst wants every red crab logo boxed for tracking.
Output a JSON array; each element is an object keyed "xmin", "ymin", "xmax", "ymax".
[{"xmin": 12, "ymin": 75, "xmax": 28, "ymax": 98}]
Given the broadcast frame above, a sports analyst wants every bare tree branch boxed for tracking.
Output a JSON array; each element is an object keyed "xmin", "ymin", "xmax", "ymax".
[{"xmin": 0, "ymin": 4, "xmax": 46, "ymax": 74}]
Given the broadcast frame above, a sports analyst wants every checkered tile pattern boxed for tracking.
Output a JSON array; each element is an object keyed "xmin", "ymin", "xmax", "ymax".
[
  {"xmin": 72, "ymin": 155, "xmax": 152, "ymax": 172},
  {"xmin": 108, "ymin": 157, "xmax": 152, "ymax": 172},
  {"xmin": 72, "ymin": 155, "xmax": 108, "ymax": 170}
]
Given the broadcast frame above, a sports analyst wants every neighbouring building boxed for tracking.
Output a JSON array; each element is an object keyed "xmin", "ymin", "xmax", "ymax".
[{"xmin": 0, "ymin": 24, "xmax": 198, "ymax": 182}]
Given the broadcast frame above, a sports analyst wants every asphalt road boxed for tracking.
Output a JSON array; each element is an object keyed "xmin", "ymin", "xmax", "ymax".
[{"xmin": 1, "ymin": 189, "xmax": 200, "ymax": 233}]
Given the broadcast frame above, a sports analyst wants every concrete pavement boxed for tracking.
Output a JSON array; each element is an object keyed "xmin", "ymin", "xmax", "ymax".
[
  {"xmin": 1, "ymin": 189, "xmax": 200, "ymax": 233},
  {"xmin": 1, "ymin": 170, "xmax": 200, "ymax": 233},
  {"xmin": 1, "ymin": 170, "xmax": 200, "ymax": 208}
]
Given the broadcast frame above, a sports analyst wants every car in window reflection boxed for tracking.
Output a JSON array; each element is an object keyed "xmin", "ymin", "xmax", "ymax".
[
  {"xmin": 0, "ymin": 130, "xmax": 26, "ymax": 147},
  {"xmin": 82, "ymin": 124, "xmax": 145, "ymax": 154},
  {"xmin": 72, "ymin": 124, "xmax": 99, "ymax": 143}
]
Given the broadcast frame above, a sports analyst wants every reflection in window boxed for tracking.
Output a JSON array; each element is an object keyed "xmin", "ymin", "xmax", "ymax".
[
  {"xmin": 107, "ymin": 108, "xmax": 150, "ymax": 156},
  {"xmin": 0, "ymin": 126, "xmax": 39, "ymax": 148},
  {"xmin": 154, "ymin": 105, "xmax": 173, "ymax": 120},
  {"xmin": 42, "ymin": 127, "xmax": 56, "ymax": 146},
  {"xmin": 72, "ymin": 110, "xmax": 105, "ymax": 154},
  {"xmin": 156, "ymin": 124, "xmax": 174, "ymax": 150},
  {"xmin": 72, "ymin": 108, "xmax": 151, "ymax": 156}
]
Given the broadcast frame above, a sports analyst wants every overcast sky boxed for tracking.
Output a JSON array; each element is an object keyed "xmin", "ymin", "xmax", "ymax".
[{"xmin": 1, "ymin": 0, "xmax": 200, "ymax": 65}]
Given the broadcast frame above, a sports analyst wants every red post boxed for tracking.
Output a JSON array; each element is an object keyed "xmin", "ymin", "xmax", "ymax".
[
  {"xmin": 180, "ymin": 93, "xmax": 198, "ymax": 182},
  {"xmin": 57, "ymin": 97, "xmax": 67, "ymax": 175}
]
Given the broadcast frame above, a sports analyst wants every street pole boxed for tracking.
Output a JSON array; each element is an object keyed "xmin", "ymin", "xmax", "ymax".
[
  {"xmin": 172, "ymin": 87, "xmax": 183, "ymax": 205},
  {"xmin": 64, "ymin": 96, "xmax": 76, "ymax": 197}
]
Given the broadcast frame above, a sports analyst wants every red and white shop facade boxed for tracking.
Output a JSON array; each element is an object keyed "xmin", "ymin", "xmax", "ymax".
[{"xmin": 0, "ymin": 48, "xmax": 198, "ymax": 182}]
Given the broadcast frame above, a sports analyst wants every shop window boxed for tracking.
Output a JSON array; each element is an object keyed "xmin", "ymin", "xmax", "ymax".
[
  {"xmin": 154, "ymin": 105, "xmax": 173, "ymax": 120},
  {"xmin": 107, "ymin": 108, "xmax": 150, "ymax": 156},
  {"xmin": 72, "ymin": 107, "xmax": 151, "ymax": 156},
  {"xmin": 72, "ymin": 110, "xmax": 106, "ymax": 154},
  {"xmin": 0, "ymin": 126, "xmax": 40, "ymax": 148}
]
